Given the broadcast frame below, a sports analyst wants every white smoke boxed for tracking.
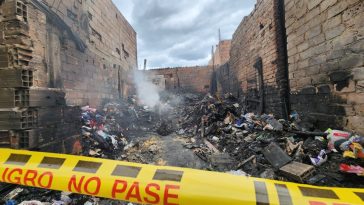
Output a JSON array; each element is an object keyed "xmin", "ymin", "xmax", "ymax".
[{"xmin": 133, "ymin": 70, "xmax": 161, "ymax": 108}]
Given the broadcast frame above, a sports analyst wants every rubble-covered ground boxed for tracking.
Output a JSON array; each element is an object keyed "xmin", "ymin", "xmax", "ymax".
[{"xmin": 2, "ymin": 92, "xmax": 364, "ymax": 205}]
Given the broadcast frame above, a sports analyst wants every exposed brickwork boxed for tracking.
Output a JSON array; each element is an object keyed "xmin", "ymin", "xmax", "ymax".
[
  {"xmin": 208, "ymin": 40, "xmax": 231, "ymax": 67},
  {"xmin": 286, "ymin": 0, "xmax": 364, "ymax": 134},
  {"xmin": 31, "ymin": 0, "xmax": 137, "ymax": 106},
  {"xmin": 222, "ymin": 0, "xmax": 288, "ymax": 118},
  {"xmin": 143, "ymin": 66, "xmax": 213, "ymax": 93},
  {"xmin": 0, "ymin": 0, "xmax": 137, "ymax": 151}
]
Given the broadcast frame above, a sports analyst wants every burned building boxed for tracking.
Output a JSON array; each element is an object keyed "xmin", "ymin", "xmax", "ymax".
[
  {"xmin": 145, "ymin": 0, "xmax": 363, "ymax": 135},
  {"xmin": 286, "ymin": 0, "xmax": 364, "ymax": 134},
  {"xmin": 143, "ymin": 66, "xmax": 214, "ymax": 93},
  {"xmin": 0, "ymin": 0, "xmax": 137, "ymax": 151},
  {"xmin": 0, "ymin": 0, "xmax": 363, "ymax": 203}
]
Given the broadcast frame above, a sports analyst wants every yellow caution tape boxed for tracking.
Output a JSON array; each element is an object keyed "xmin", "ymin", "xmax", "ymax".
[{"xmin": 0, "ymin": 148, "xmax": 363, "ymax": 205}]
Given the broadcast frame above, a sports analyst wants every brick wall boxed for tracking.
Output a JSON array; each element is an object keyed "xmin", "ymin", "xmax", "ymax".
[
  {"xmin": 286, "ymin": 0, "xmax": 364, "ymax": 134},
  {"xmin": 0, "ymin": 0, "xmax": 137, "ymax": 151},
  {"xmin": 222, "ymin": 0, "xmax": 289, "ymax": 118},
  {"xmin": 33, "ymin": 0, "xmax": 137, "ymax": 107},
  {"xmin": 143, "ymin": 66, "xmax": 213, "ymax": 93},
  {"xmin": 208, "ymin": 40, "xmax": 231, "ymax": 67}
]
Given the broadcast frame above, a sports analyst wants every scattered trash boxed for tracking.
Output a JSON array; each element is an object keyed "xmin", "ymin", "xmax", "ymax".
[
  {"xmin": 19, "ymin": 201, "xmax": 44, "ymax": 205},
  {"xmin": 290, "ymin": 111, "xmax": 300, "ymax": 122},
  {"xmin": 326, "ymin": 129, "xmax": 351, "ymax": 151},
  {"xmin": 310, "ymin": 150, "xmax": 328, "ymax": 166},
  {"xmin": 5, "ymin": 200, "xmax": 17, "ymax": 205},
  {"xmin": 279, "ymin": 162, "xmax": 315, "ymax": 183},
  {"xmin": 3, "ymin": 93, "xmax": 364, "ymax": 203},
  {"xmin": 340, "ymin": 164, "xmax": 364, "ymax": 176},
  {"xmin": 227, "ymin": 170, "xmax": 248, "ymax": 176},
  {"xmin": 260, "ymin": 169, "xmax": 275, "ymax": 179},
  {"xmin": 343, "ymin": 143, "xmax": 364, "ymax": 159},
  {"xmin": 307, "ymin": 174, "xmax": 326, "ymax": 184},
  {"xmin": 263, "ymin": 143, "xmax": 292, "ymax": 169}
]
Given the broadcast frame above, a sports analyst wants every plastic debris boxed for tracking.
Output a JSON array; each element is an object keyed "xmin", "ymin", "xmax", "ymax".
[
  {"xmin": 19, "ymin": 201, "xmax": 44, "ymax": 205},
  {"xmin": 326, "ymin": 129, "xmax": 352, "ymax": 151},
  {"xmin": 227, "ymin": 170, "xmax": 248, "ymax": 176},
  {"xmin": 290, "ymin": 111, "xmax": 300, "ymax": 122},
  {"xmin": 340, "ymin": 164, "xmax": 364, "ymax": 176},
  {"xmin": 310, "ymin": 150, "xmax": 328, "ymax": 166},
  {"xmin": 343, "ymin": 143, "xmax": 364, "ymax": 159},
  {"xmin": 5, "ymin": 200, "xmax": 17, "ymax": 205}
]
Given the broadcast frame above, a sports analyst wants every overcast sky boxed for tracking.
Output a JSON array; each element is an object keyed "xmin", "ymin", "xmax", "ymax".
[{"xmin": 112, "ymin": 0, "xmax": 256, "ymax": 69}]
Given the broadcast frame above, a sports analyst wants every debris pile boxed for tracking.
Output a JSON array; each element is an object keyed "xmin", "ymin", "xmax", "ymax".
[
  {"xmin": 2, "ymin": 93, "xmax": 364, "ymax": 204},
  {"xmin": 178, "ymin": 94, "xmax": 364, "ymax": 187},
  {"xmin": 0, "ymin": 187, "xmax": 133, "ymax": 205},
  {"xmin": 80, "ymin": 97, "xmax": 169, "ymax": 159},
  {"xmin": 80, "ymin": 104, "xmax": 128, "ymax": 159}
]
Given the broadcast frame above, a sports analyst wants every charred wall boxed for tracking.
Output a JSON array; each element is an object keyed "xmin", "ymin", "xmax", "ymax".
[
  {"xmin": 32, "ymin": 0, "xmax": 137, "ymax": 106},
  {"xmin": 144, "ymin": 66, "xmax": 213, "ymax": 93},
  {"xmin": 208, "ymin": 40, "xmax": 231, "ymax": 67},
  {"xmin": 285, "ymin": 0, "xmax": 364, "ymax": 134},
  {"xmin": 220, "ymin": 0, "xmax": 289, "ymax": 118},
  {"xmin": 0, "ymin": 0, "xmax": 137, "ymax": 151}
]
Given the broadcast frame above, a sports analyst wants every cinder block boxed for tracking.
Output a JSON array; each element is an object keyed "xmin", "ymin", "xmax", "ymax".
[
  {"xmin": 0, "ymin": 108, "xmax": 38, "ymax": 130},
  {"xmin": 10, "ymin": 129, "xmax": 39, "ymax": 149},
  {"xmin": 280, "ymin": 162, "xmax": 315, "ymax": 183},
  {"xmin": 353, "ymin": 67, "xmax": 364, "ymax": 81},
  {"xmin": 0, "ymin": 45, "xmax": 32, "ymax": 69},
  {"xmin": 0, "ymin": 69, "xmax": 33, "ymax": 88},
  {"xmin": 0, "ymin": 88, "xmax": 29, "ymax": 108},
  {"xmin": 2, "ymin": 0, "xmax": 28, "ymax": 22}
]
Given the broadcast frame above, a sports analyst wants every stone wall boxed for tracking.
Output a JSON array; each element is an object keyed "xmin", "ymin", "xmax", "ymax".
[
  {"xmin": 0, "ymin": 0, "xmax": 137, "ymax": 151},
  {"xmin": 143, "ymin": 66, "xmax": 213, "ymax": 93},
  {"xmin": 223, "ymin": 0, "xmax": 289, "ymax": 118},
  {"xmin": 285, "ymin": 0, "xmax": 364, "ymax": 134}
]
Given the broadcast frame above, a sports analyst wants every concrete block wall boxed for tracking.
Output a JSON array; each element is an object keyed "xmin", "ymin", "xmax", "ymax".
[
  {"xmin": 144, "ymin": 66, "xmax": 213, "ymax": 93},
  {"xmin": 29, "ymin": 0, "xmax": 137, "ymax": 107},
  {"xmin": 226, "ymin": 0, "xmax": 289, "ymax": 118},
  {"xmin": 0, "ymin": 0, "xmax": 137, "ymax": 151},
  {"xmin": 0, "ymin": 0, "xmax": 81, "ymax": 151},
  {"xmin": 285, "ymin": 0, "xmax": 364, "ymax": 134}
]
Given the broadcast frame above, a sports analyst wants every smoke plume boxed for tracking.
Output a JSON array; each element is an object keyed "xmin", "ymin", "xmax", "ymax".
[{"xmin": 133, "ymin": 70, "xmax": 161, "ymax": 108}]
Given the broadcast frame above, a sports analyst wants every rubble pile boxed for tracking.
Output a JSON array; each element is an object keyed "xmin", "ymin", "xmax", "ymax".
[
  {"xmin": 80, "ymin": 96, "xmax": 171, "ymax": 159},
  {"xmin": 179, "ymin": 94, "xmax": 364, "ymax": 187},
  {"xmin": 80, "ymin": 105, "xmax": 127, "ymax": 159},
  {"xmin": 2, "ymin": 93, "xmax": 364, "ymax": 204},
  {"xmin": 0, "ymin": 187, "xmax": 132, "ymax": 205},
  {"xmin": 0, "ymin": 98, "xmax": 159, "ymax": 205},
  {"xmin": 123, "ymin": 136, "xmax": 164, "ymax": 164},
  {"xmin": 0, "ymin": 93, "xmax": 189, "ymax": 204}
]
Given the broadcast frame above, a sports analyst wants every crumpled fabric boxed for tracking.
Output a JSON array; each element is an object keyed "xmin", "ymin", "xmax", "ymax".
[
  {"xmin": 326, "ymin": 129, "xmax": 351, "ymax": 151},
  {"xmin": 340, "ymin": 164, "xmax": 364, "ymax": 176},
  {"xmin": 343, "ymin": 143, "xmax": 364, "ymax": 159},
  {"xmin": 339, "ymin": 135, "xmax": 364, "ymax": 151}
]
